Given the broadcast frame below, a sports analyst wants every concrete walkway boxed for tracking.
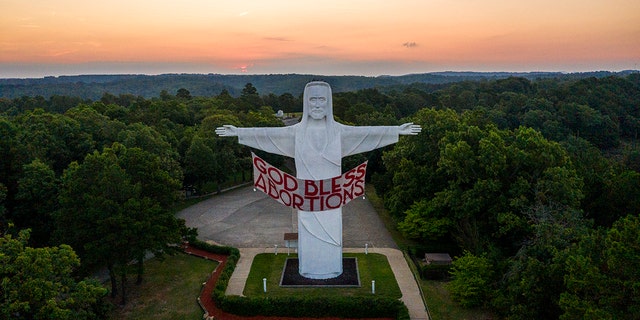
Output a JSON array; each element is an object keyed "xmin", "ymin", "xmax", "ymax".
[
  {"xmin": 226, "ymin": 247, "xmax": 263, "ymax": 296},
  {"xmin": 227, "ymin": 247, "xmax": 429, "ymax": 320}
]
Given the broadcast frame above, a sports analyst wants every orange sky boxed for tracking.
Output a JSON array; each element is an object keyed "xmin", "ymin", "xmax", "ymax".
[{"xmin": 1, "ymin": 0, "xmax": 639, "ymax": 77}]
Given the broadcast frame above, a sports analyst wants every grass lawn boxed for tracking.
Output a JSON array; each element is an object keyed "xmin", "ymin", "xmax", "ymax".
[
  {"xmin": 422, "ymin": 280, "xmax": 494, "ymax": 320},
  {"xmin": 109, "ymin": 252, "xmax": 218, "ymax": 320},
  {"xmin": 244, "ymin": 253, "xmax": 401, "ymax": 299}
]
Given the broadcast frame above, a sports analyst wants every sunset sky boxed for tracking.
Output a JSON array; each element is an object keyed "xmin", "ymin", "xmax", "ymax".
[{"xmin": 1, "ymin": 0, "xmax": 639, "ymax": 78}]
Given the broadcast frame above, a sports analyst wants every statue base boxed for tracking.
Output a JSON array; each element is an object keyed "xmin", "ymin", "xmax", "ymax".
[{"xmin": 280, "ymin": 258, "xmax": 360, "ymax": 287}]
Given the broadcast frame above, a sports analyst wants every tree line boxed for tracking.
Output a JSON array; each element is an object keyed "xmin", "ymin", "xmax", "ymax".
[
  {"xmin": 3, "ymin": 71, "xmax": 634, "ymax": 100},
  {"xmin": 1, "ymin": 74, "xmax": 639, "ymax": 318}
]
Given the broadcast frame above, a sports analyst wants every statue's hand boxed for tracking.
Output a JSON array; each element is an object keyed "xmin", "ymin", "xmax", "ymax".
[
  {"xmin": 215, "ymin": 125, "xmax": 238, "ymax": 137},
  {"xmin": 399, "ymin": 122, "xmax": 421, "ymax": 135}
]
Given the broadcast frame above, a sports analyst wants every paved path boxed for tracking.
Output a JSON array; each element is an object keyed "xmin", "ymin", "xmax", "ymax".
[
  {"xmin": 178, "ymin": 186, "xmax": 428, "ymax": 320},
  {"xmin": 178, "ymin": 186, "xmax": 397, "ymax": 249}
]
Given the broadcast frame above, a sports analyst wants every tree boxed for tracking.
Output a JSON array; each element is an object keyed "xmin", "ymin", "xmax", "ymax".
[
  {"xmin": 159, "ymin": 89, "xmax": 172, "ymax": 101},
  {"xmin": 561, "ymin": 136, "xmax": 612, "ymax": 223},
  {"xmin": 560, "ymin": 214, "xmax": 640, "ymax": 319},
  {"xmin": 590, "ymin": 170, "xmax": 640, "ymax": 227},
  {"xmin": 176, "ymin": 88, "xmax": 192, "ymax": 100},
  {"xmin": 55, "ymin": 143, "xmax": 185, "ymax": 305},
  {"xmin": 64, "ymin": 104, "xmax": 125, "ymax": 152},
  {"xmin": 14, "ymin": 109, "xmax": 94, "ymax": 174},
  {"xmin": 0, "ymin": 183, "xmax": 7, "ymax": 224},
  {"xmin": 392, "ymin": 116, "xmax": 583, "ymax": 255},
  {"xmin": 189, "ymin": 114, "xmax": 245, "ymax": 192},
  {"xmin": 447, "ymin": 251, "xmax": 494, "ymax": 308},
  {"xmin": 184, "ymin": 136, "xmax": 217, "ymax": 192},
  {"xmin": 240, "ymin": 83, "xmax": 263, "ymax": 111},
  {"xmin": 0, "ymin": 229, "xmax": 108, "ymax": 319},
  {"xmin": 494, "ymin": 205, "xmax": 589, "ymax": 319},
  {"xmin": 379, "ymin": 108, "xmax": 459, "ymax": 218},
  {"xmin": 0, "ymin": 117, "xmax": 18, "ymax": 223},
  {"xmin": 278, "ymin": 92, "xmax": 299, "ymax": 113},
  {"xmin": 398, "ymin": 198, "xmax": 452, "ymax": 241},
  {"xmin": 558, "ymin": 102, "xmax": 620, "ymax": 149},
  {"xmin": 13, "ymin": 159, "xmax": 58, "ymax": 246},
  {"xmin": 116, "ymin": 123, "xmax": 183, "ymax": 201}
]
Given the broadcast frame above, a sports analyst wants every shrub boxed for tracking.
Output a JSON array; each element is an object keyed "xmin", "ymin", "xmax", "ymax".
[
  {"xmin": 219, "ymin": 295, "xmax": 407, "ymax": 318},
  {"xmin": 447, "ymin": 251, "xmax": 493, "ymax": 308}
]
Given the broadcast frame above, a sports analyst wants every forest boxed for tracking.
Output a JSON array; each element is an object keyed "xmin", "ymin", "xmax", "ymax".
[
  {"xmin": 2, "ymin": 71, "xmax": 635, "ymax": 100},
  {"xmin": 1, "ymin": 73, "xmax": 639, "ymax": 319}
]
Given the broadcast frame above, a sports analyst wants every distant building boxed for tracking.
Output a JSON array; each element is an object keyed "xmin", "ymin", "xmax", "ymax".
[{"xmin": 424, "ymin": 253, "xmax": 452, "ymax": 265}]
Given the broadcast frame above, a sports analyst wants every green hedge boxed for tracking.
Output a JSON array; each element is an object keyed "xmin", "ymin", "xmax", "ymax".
[
  {"xmin": 219, "ymin": 295, "xmax": 409, "ymax": 319},
  {"xmin": 191, "ymin": 239, "xmax": 409, "ymax": 319},
  {"xmin": 189, "ymin": 240, "xmax": 239, "ymax": 257}
]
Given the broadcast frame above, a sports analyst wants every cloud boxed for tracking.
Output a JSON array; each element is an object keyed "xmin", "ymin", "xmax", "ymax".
[
  {"xmin": 48, "ymin": 50, "xmax": 78, "ymax": 57},
  {"xmin": 264, "ymin": 37, "xmax": 291, "ymax": 42},
  {"xmin": 402, "ymin": 42, "xmax": 418, "ymax": 48}
]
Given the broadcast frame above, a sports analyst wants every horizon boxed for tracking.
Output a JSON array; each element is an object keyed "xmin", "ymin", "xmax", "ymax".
[
  {"xmin": 3, "ymin": 69, "xmax": 640, "ymax": 81},
  {"xmin": 2, "ymin": 1, "xmax": 639, "ymax": 79}
]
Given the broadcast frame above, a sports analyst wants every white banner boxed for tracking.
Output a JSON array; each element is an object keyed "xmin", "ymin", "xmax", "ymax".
[{"xmin": 251, "ymin": 152, "xmax": 367, "ymax": 211}]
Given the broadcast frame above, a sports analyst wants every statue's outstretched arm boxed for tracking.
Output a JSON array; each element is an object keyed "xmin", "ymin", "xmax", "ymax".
[
  {"xmin": 215, "ymin": 125, "xmax": 238, "ymax": 137},
  {"xmin": 342, "ymin": 122, "xmax": 420, "ymax": 156},
  {"xmin": 399, "ymin": 122, "xmax": 422, "ymax": 135},
  {"xmin": 214, "ymin": 124, "xmax": 295, "ymax": 157}
]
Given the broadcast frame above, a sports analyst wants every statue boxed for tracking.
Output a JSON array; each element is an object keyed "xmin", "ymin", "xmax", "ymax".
[{"xmin": 216, "ymin": 81, "xmax": 421, "ymax": 279}]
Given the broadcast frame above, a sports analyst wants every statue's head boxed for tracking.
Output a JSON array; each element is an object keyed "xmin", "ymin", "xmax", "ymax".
[{"xmin": 303, "ymin": 81, "xmax": 333, "ymax": 122}]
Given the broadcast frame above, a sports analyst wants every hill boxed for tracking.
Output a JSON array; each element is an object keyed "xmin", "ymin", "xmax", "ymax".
[{"xmin": 1, "ymin": 71, "xmax": 637, "ymax": 100}]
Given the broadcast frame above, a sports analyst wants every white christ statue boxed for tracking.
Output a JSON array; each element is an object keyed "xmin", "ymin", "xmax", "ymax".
[{"xmin": 216, "ymin": 81, "xmax": 421, "ymax": 279}]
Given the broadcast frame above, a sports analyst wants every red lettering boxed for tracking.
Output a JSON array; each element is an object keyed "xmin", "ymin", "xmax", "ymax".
[
  {"xmin": 307, "ymin": 196, "xmax": 320, "ymax": 211},
  {"xmin": 267, "ymin": 167, "xmax": 283, "ymax": 185},
  {"xmin": 342, "ymin": 185, "xmax": 354, "ymax": 204},
  {"xmin": 253, "ymin": 156, "xmax": 267, "ymax": 174},
  {"xmin": 319, "ymin": 180, "xmax": 330, "ymax": 195},
  {"xmin": 267, "ymin": 178, "xmax": 279, "ymax": 199},
  {"xmin": 254, "ymin": 174, "xmax": 267, "ymax": 193},
  {"xmin": 355, "ymin": 162, "xmax": 367, "ymax": 179},
  {"xmin": 305, "ymin": 180, "xmax": 318, "ymax": 196},
  {"xmin": 284, "ymin": 173, "xmax": 298, "ymax": 191},
  {"xmin": 253, "ymin": 157, "xmax": 369, "ymax": 211},
  {"xmin": 331, "ymin": 177, "xmax": 341, "ymax": 193},
  {"xmin": 292, "ymin": 193, "xmax": 304, "ymax": 210},
  {"xmin": 343, "ymin": 168, "xmax": 356, "ymax": 187},
  {"xmin": 326, "ymin": 193, "xmax": 342, "ymax": 209},
  {"xmin": 279, "ymin": 189, "xmax": 291, "ymax": 206},
  {"xmin": 353, "ymin": 180, "xmax": 365, "ymax": 197}
]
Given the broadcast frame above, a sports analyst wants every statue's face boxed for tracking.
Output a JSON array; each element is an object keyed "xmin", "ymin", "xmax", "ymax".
[{"xmin": 307, "ymin": 85, "xmax": 329, "ymax": 120}]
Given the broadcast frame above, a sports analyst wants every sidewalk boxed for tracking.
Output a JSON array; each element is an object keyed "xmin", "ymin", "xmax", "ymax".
[{"xmin": 227, "ymin": 247, "xmax": 429, "ymax": 320}]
